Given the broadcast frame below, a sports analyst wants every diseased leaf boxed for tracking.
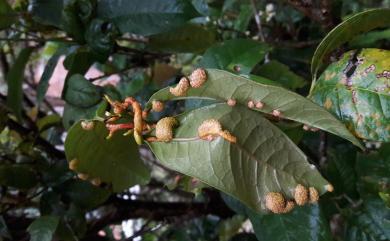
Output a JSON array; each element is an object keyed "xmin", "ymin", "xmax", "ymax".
[
  {"xmin": 311, "ymin": 8, "xmax": 390, "ymax": 81},
  {"xmin": 199, "ymin": 39, "xmax": 271, "ymax": 74},
  {"xmin": 147, "ymin": 103, "xmax": 329, "ymax": 213},
  {"xmin": 65, "ymin": 121, "xmax": 150, "ymax": 192},
  {"xmin": 149, "ymin": 24, "xmax": 216, "ymax": 53},
  {"xmin": 27, "ymin": 216, "xmax": 60, "ymax": 241},
  {"xmin": 310, "ymin": 48, "xmax": 390, "ymax": 142},
  {"xmin": 255, "ymin": 60, "xmax": 307, "ymax": 90},
  {"xmin": 96, "ymin": 0, "xmax": 200, "ymax": 35},
  {"xmin": 147, "ymin": 69, "xmax": 363, "ymax": 149},
  {"xmin": 6, "ymin": 48, "xmax": 34, "ymax": 121},
  {"xmin": 64, "ymin": 74, "xmax": 103, "ymax": 108}
]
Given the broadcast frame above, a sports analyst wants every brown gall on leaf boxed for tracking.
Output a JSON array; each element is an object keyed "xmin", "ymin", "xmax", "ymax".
[
  {"xmin": 155, "ymin": 117, "xmax": 179, "ymax": 142},
  {"xmin": 255, "ymin": 101, "xmax": 264, "ymax": 109},
  {"xmin": 152, "ymin": 100, "xmax": 164, "ymax": 112},
  {"xmin": 77, "ymin": 173, "xmax": 89, "ymax": 180},
  {"xmin": 198, "ymin": 119, "xmax": 237, "ymax": 143},
  {"xmin": 247, "ymin": 100, "xmax": 255, "ymax": 108},
  {"xmin": 170, "ymin": 77, "xmax": 190, "ymax": 96},
  {"xmin": 227, "ymin": 98, "xmax": 236, "ymax": 106},
  {"xmin": 294, "ymin": 184, "xmax": 309, "ymax": 206},
  {"xmin": 189, "ymin": 68, "xmax": 207, "ymax": 88},
  {"xmin": 69, "ymin": 159, "xmax": 79, "ymax": 171},
  {"xmin": 272, "ymin": 109, "xmax": 282, "ymax": 117},
  {"xmin": 265, "ymin": 192, "xmax": 295, "ymax": 214},
  {"xmin": 81, "ymin": 120, "xmax": 94, "ymax": 130},
  {"xmin": 303, "ymin": 124, "xmax": 310, "ymax": 131},
  {"xmin": 91, "ymin": 178, "xmax": 102, "ymax": 186},
  {"xmin": 309, "ymin": 187, "xmax": 319, "ymax": 203},
  {"xmin": 325, "ymin": 184, "xmax": 334, "ymax": 192}
]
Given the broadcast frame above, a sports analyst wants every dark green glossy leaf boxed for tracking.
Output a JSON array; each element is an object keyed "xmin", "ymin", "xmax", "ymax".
[
  {"xmin": 0, "ymin": 165, "xmax": 38, "ymax": 189},
  {"xmin": 344, "ymin": 197, "xmax": 390, "ymax": 241},
  {"xmin": 62, "ymin": 47, "xmax": 95, "ymax": 100},
  {"xmin": 64, "ymin": 74, "xmax": 103, "ymax": 108},
  {"xmin": 85, "ymin": 18, "xmax": 118, "ymax": 58},
  {"xmin": 147, "ymin": 69, "xmax": 363, "ymax": 149},
  {"xmin": 249, "ymin": 204, "xmax": 332, "ymax": 241},
  {"xmin": 147, "ymin": 103, "xmax": 329, "ymax": 213},
  {"xmin": 311, "ymin": 8, "xmax": 390, "ymax": 80},
  {"xmin": 37, "ymin": 47, "xmax": 66, "ymax": 105},
  {"xmin": 256, "ymin": 60, "xmax": 307, "ymax": 90},
  {"xmin": 65, "ymin": 120, "xmax": 150, "ymax": 192},
  {"xmin": 62, "ymin": 101, "xmax": 105, "ymax": 130},
  {"xmin": 0, "ymin": 0, "xmax": 16, "ymax": 29},
  {"xmin": 310, "ymin": 48, "xmax": 390, "ymax": 142},
  {"xmin": 356, "ymin": 144, "xmax": 390, "ymax": 195},
  {"xmin": 96, "ymin": 0, "xmax": 200, "ymax": 35},
  {"xmin": 199, "ymin": 39, "xmax": 271, "ymax": 74},
  {"xmin": 349, "ymin": 29, "xmax": 390, "ymax": 48},
  {"xmin": 6, "ymin": 48, "xmax": 34, "ymax": 121},
  {"xmin": 222, "ymin": 193, "xmax": 332, "ymax": 241},
  {"xmin": 27, "ymin": 216, "xmax": 60, "ymax": 241},
  {"xmin": 62, "ymin": 179, "xmax": 110, "ymax": 209},
  {"xmin": 29, "ymin": 0, "xmax": 64, "ymax": 27},
  {"xmin": 149, "ymin": 24, "xmax": 216, "ymax": 53}
]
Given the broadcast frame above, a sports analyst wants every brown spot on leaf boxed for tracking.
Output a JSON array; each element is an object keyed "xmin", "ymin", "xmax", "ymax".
[{"xmin": 324, "ymin": 98, "xmax": 333, "ymax": 109}]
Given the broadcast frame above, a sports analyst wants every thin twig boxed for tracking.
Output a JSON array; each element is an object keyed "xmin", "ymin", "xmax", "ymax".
[{"xmin": 250, "ymin": 0, "xmax": 265, "ymax": 42}]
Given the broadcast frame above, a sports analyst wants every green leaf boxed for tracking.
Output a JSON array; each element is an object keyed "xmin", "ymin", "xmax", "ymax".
[
  {"xmin": 255, "ymin": 60, "xmax": 307, "ymax": 90},
  {"xmin": 27, "ymin": 216, "xmax": 60, "ymax": 241},
  {"xmin": 344, "ymin": 197, "xmax": 390, "ymax": 241},
  {"xmin": 0, "ymin": 165, "xmax": 38, "ymax": 189},
  {"xmin": 0, "ymin": 0, "xmax": 16, "ymax": 29},
  {"xmin": 147, "ymin": 103, "xmax": 329, "ymax": 213},
  {"xmin": 199, "ymin": 39, "xmax": 271, "ymax": 74},
  {"xmin": 356, "ymin": 143, "xmax": 390, "ymax": 195},
  {"xmin": 149, "ymin": 24, "xmax": 216, "ymax": 53},
  {"xmin": 29, "ymin": 0, "xmax": 64, "ymax": 27},
  {"xmin": 310, "ymin": 48, "xmax": 390, "ymax": 142},
  {"xmin": 6, "ymin": 48, "xmax": 34, "ymax": 121},
  {"xmin": 37, "ymin": 114, "xmax": 62, "ymax": 132},
  {"xmin": 222, "ymin": 191, "xmax": 332, "ymax": 241},
  {"xmin": 96, "ymin": 0, "xmax": 200, "ymax": 35},
  {"xmin": 62, "ymin": 101, "xmax": 104, "ymax": 130},
  {"xmin": 311, "ymin": 8, "xmax": 390, "ymax": 81},
  {"xmin": 64, "ymin": 74, "xmax": 103, "ymax": 108},
  {"xmin": 65, "ymin": 120, "xmax": 150, "ymax": 192},
  {"xmin": 249, "ymin": 204, "xmax": 332, "ymax": 241},
  {"xmin": 349, "ymin": 29, "xmax": 390, "ymax": 48},
  {"xmin": 147, "ymin": 69, "xmax": 363, "ymax": 149},
  {"xmin": 62, "ymin": 179, "xmax": 111, "ymax": 209},
  {"xmin": 37, "ymin": 47, "xmax": 66, "ymax": 105}
]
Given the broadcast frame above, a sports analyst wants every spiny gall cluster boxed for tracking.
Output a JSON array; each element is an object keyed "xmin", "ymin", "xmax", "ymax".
[
  {"xmin": 294, "ymin": 184, "xmax": 319, "ymax": 206},
  {"xmin": 169, "ymin": 77, "xmax": 190, "ymax": 96},
  {"xmin": 189, "ymin": 68, "xmax": 207, "ymax": 88}
]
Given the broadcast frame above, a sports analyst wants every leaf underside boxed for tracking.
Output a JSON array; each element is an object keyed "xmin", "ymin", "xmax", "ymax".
[
  {"xmin": 147, "ymin": 69, "xmax": 363, "ymax": 149},
  {"xmin": 147, "ymin": 103, "xmax": 329, "ymax": 213}
]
